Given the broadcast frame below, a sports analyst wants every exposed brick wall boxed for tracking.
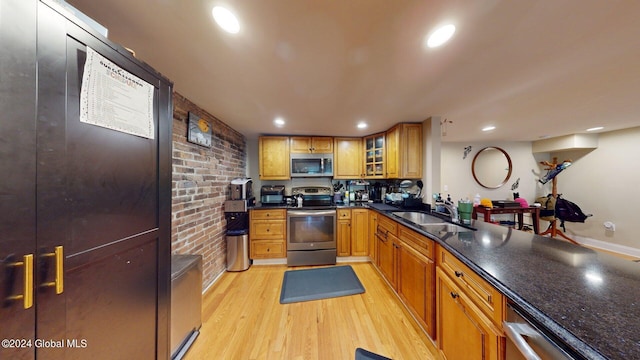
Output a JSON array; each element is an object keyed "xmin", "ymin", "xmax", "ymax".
[{"xmin": 171, "ymin": 91, "xmax": 246, "ymax": 289}]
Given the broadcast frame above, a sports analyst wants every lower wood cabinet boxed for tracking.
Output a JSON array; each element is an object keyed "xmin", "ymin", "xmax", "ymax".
[
  {"xmin": 371, "ymin": 215, "xmax": 507, "ymax": 360},
  {"xmin": 368, "ymin": 210, "xmax": 378, "ymax": 261},
  {"xmin": 436, "ymin": 267, "xmax": 503, "ymax": 360},
  {"xmin": 350, "ymin": 209, "xmax": 369, "ymax": 256},
  {"xmin": 337, "ymin": 209, "xmax": 352, "ymax": 257},
  {"xmin": 337, "ymin": 208, "xmax": 369, "ymax": 257},
  {"xmin": 250, "ymin": 209, "xmax": 286, "ymax": 259},
  {"xmin": 376, "ymin": 231, "xmax": 397, "ymax": 288},
  {"xmin": 397, "ymin": 240, "xmax": 435, "ymax": 338},
  {"xmin": 436, "ymin": 245, "xmax": 505, "ymax": 360},
  {"xmin": 374, "ymin": 220, "xmax": 436, "ymax": 338}
]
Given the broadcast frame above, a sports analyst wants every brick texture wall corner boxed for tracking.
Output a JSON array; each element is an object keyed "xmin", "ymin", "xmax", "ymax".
[{"xmin": 171, "ymin": 91, "xmax": 246, "ymax": 289}]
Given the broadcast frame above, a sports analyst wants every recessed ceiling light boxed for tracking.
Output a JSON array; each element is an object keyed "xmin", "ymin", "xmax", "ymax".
[
  {"xmin": 427, "ymin": 24, "xmax": 456, "ymax": 48},
  {"xmin": 212, "ymin": 6, "xmax": 240, "ymax": 34},
  {"xmin": 586, "ymin": 126, "xmax": 604, "ymax": 132},
  {"xmin": 482, "ymin": 126, "xmax": 496, "ymax": 132},
  {"xmin": 357, "ymin": 122, "xmax": 368, "ymax": 129},
  {"xmin": 274, "ymin": 117, "xmax": 285, "ymax": 127}
]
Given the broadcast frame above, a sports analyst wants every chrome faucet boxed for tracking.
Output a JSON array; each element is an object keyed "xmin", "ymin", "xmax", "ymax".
[{"xmin": 443, "ymin": 202, "xmax": 459, "ymax": 223}]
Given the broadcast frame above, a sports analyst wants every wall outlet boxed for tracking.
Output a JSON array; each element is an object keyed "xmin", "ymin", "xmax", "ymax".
[
  {"xmin": 603, "ymin": 221, "xmax": 616, "ymax": 231},
  {"xmin": 444, "ymin": 185, "xmax": 448, "ymax": 191}
]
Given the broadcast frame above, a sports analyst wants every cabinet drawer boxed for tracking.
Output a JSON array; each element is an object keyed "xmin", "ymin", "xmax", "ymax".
[
  {"xmin": 337, "ymin": 209, "xmax": 351, "ymax": 219},
  {"xmin": 251, "ymin": 240, "xmax": 285, "ymax": 258},
  {"xmin": 398, "ymin": 224, "xmax": 434, "ymax": 260},
  {"xmin": 377, "ymin": 215, "xmax": 398, "ymax": 236},
  {"xmin": 436, "ymin": 246, "xmax": 504, "ymax": 326},
  {"xmin": 251, "ymin": 209, "xmax": 286, "ymax": 220},
  {"xmin": 251, "ymin": 220, "xmax": 285, "ymax": 239}
]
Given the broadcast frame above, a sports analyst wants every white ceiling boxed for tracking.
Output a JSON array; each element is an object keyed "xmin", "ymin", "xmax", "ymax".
[{"xmin": 66, "ymin": 0, "xmax": 640, "ymax": 142}]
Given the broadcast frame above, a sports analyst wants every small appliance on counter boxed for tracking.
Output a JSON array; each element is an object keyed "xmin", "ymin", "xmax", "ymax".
[
  {"xmin": 260, "ymin": 185, "xmax": 286, "ymax": 205},
  {"xmin": 230, "ymin": 178, "xmax": 253, "ymax": 200}
]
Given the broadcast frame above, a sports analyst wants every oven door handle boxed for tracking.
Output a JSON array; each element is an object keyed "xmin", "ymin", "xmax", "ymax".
[
  {"xmin": 287, "ymin": 209, "xmax": 336, "ymax": 217},
  {"xmin": 503, "ymin": 321, "xmax": 543, "ymax": 360}
]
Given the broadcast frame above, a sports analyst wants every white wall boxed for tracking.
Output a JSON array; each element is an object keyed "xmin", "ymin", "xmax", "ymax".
[
  {"xmin": 547, "ymin": 127, "xmax": 640, "ymax": 252},
  {"xmin": 440, "ymin": 127, "xmax": 640, "ymax": 255},
  {"xmin": 440, "ymin": 141, "xmax": 542, "ymax": 203}
]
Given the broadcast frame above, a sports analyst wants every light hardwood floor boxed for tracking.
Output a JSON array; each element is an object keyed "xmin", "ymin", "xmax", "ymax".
[{"xmin": 184, "ymin": 262, "xmax": 439, "ymax": 360}]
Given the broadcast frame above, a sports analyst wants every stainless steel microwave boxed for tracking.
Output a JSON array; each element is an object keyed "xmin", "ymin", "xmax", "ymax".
[{"xmin": 290, "ymin": 153, "xmax": 333, "ymax": 177}]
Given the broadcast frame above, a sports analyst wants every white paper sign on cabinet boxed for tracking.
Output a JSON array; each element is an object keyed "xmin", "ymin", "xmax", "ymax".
[{"xmin": 80, "ymin": 46, "xmax": 155, "ymax": 139}]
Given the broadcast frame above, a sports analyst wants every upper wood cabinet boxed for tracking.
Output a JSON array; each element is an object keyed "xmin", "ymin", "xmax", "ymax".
[
  {"xmin": 386, "ymin": 123, "xmax": 423, "ymax": 179},
  {"xmin": 258, "ymin": 122, "xmax": 422, "ymax": 180},
  {"xmin": 259, "ymin": 136, "xmax": 290, "ymax": 180},
  {"xmin": 363, "ymin": 132, "xmax": 385, "ymax": 179},
  {"xmin": 333, "ymin": 137, "xmax": 363, "ymax": 179},
  {"xmin": 290, "ymin": 136, "xmax": 333, "ymax": 153}
]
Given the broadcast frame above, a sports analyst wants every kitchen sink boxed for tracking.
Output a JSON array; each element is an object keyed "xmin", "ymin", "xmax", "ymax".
[
  {"xmin": 419, "ymin": 223, "xmax": 473, "ymax": 235},
  {"xmin": 392, "ymin": 211, "xmax": 474, "ymax": 238},
  {"xmin": 391, "ymin": 211, "xmax": 445, "ymax": 225}
]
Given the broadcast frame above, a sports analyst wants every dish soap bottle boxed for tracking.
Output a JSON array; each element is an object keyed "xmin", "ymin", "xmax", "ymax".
[{"xmin": 473, "ymin": 193, "xmax": 481, "ymax": 206}]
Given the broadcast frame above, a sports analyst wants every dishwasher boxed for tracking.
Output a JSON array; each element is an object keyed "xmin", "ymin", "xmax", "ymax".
[{"xmin": 504, "ymin": 302, "xmax": 576, "ymax": 360}]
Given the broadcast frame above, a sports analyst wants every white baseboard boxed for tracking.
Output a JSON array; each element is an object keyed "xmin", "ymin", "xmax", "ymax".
[
  {"xmin": 202, "ymin": 270, "xmax": 225, "ymax": 295},
  {"xmin": 252, "ymin": 258, "xmax": 287, "ymax": 266},
  {"xmin": 574, "ymin": 235, "xmax": 640, "ymax": 258},
  {"xmin": 337, "ymin": 256, "xmax": 370, "ymax": 263}
]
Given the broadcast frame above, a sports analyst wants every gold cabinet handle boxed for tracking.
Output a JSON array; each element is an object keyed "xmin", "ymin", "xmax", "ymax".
[
  {"xmin": 40, "ymin": 246, "xmax": 64, "ymax": 295},
  {"xmin": 5, "ymin": 254, "xmax": 34, "ymax": 309}
]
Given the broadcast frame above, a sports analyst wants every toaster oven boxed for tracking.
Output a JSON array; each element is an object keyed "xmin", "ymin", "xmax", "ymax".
[{"xmin": 260, "ymin": 185, "xmax": 285, "ymax": 205}]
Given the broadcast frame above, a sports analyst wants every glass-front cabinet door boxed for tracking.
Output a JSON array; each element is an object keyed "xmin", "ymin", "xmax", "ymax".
[{"xmin": 364, "ymin": 133, "xmax": 385, "ymax": 178}]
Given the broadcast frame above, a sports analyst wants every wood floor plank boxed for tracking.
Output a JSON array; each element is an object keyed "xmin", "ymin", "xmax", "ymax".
[{"xmin": 184, "ymin": 263, "xmax": 439, "ymax": 360}]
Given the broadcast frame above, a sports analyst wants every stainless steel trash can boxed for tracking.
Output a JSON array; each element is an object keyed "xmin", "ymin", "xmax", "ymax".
[{"xmin": 226, "ymin": 231, "xmax": 251, "ymax": 271}]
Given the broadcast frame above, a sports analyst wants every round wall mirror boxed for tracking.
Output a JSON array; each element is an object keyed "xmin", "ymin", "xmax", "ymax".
[{"xmin": 471, "ymin": 147, "xmax": 512, "ymax": 189}]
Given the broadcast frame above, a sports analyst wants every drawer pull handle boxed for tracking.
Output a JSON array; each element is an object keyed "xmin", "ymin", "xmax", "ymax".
[
  {"xmin": 454, "ymin": 271, "xmax": 463, "ymax": 278},
  {"xmin": 40, "ymin": 246, "xmax": 64, "ymax": 295},
  {"xmin": 450, "ymin": 292, "xmax": 459, "ymax": 299},
  {"xmin": 4, "ymin": 254, "xmax": 34, "ymax": 309}
]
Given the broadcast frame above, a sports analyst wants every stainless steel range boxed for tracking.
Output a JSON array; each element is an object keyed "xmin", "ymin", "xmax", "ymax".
[
  {"xmin": 291, "ymin": 186, "xmax": 333, "ymax": 207},
  {"xmin": 287, "ymin": 186, "xmax": 336, "ymax": 266}
]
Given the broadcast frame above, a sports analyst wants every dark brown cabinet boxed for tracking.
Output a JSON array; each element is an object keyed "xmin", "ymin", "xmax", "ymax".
[{"xmin": 1, "ymin": 1, "xmax": 172, "ymax": 358}]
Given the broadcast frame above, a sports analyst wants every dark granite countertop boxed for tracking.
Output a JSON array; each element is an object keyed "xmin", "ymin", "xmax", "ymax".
[{"xmin": 371, "ymin": 205, "xmax": 640, "ymax": 360}]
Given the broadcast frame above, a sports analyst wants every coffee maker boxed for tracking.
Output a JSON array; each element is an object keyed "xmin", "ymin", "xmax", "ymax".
[
  {"xmin": 369, "ymin": 183, "xmax": 385, "ymax": 203},
  {"xmin": 230, "ymin": 178, "xmax": 255, "ymax": 207}
]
